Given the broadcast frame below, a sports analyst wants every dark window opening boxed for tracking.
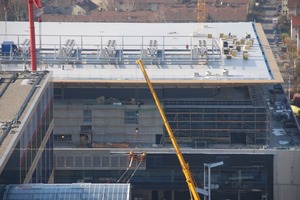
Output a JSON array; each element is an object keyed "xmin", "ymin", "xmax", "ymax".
[
  {"xmin": 81, "ymin": 125, "xmax": 92, "ymax": 133},
  {"xmin": 124, "ymin": 110, "xmax": 139, "ymax": 124},
  {"xmin": 83, "ymin": 109, "xmax": 92, "ymax": 123},
  {"xmin": 230, "ymin": 132, "xmax": 246, "ymax": 144},
  {"xmin": 54, "ymin": 134, "xmax": 72, "ymax": 142}
]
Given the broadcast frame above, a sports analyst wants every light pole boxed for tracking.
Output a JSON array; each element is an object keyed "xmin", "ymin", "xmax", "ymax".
[
  {"xmin": 203, "ymin": 161, "xmax": 224, "ymax": 200},
  {"xmin": 288, "ymin": 73, "xmax": 291, "ymax": 100}
]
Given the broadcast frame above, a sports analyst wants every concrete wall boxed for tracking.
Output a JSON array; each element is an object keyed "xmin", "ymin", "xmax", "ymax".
[
  {"xmin": 273, "ymin": 150, "xmax": 300, "ymax": 200},
  {"xmin": 54, "ymin": 103, "xmax": 162, "ymax": 147}
]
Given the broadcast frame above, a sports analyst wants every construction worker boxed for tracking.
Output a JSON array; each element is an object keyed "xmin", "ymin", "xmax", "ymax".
[
  {"xmin": 129, "ymin": 151, "xmax": 135, "ymax": 160},
  {"xmin": 139, "ymin": 152, "xmax": 147, "ymax": 162}
]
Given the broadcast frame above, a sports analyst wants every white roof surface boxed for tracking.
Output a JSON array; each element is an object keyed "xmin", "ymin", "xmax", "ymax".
[{"xmin": 0, "ymin": 21, "xmax": 282, "ymax": 84}]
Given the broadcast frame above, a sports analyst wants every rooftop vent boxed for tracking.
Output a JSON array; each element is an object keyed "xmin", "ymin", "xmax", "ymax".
[
  {"xmin": 205, "ymin": 71, "xmax": 212, "ymax": 76},
  {"xmin": 222, "ymin": 69, "xmax": 229, "ymax": 76},
  {"xmin": 243, "ymin": 51, "xmax": 249, "ymax": 60},
  {"xmin": 0, "ymin": 122, "xmax": 7, "ymax": 129},
  {"xmin": 192, "ymin": 32, "xmax": 206, "ymax": 37},
  {"xmin": 21, "ymin": 79, "xmax": 34, "ymax": 85}
]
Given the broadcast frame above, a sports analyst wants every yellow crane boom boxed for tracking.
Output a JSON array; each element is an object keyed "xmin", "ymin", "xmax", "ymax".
[{"xmin": 136, "ymin": 59, "xmax": 201, "ymax": 200}]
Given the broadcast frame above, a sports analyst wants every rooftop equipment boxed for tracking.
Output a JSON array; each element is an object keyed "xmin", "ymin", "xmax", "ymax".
[
  {"xmin": 20, "ymin": 39, "xmax": 30, "ymax": 56},
  {"xmin": 105, "ymin": 39, "xmax": 117, "ymax": 56},
  {"xmin": 147, "ymin": 40, "xmax": 157, "ymax": 56},
  {"xmin": 57, "ymin": 39, "xmax": 76, "ymax": 58},
  {"xmin": 1, "ymin": 41, "xmax": 17, "ymax": 56}
]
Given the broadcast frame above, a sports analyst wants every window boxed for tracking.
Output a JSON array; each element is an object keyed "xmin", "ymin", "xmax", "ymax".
[
  {"xmin": 54, "ymin": 134, "xmax": 72, "ymax": 142},
  {"xmin": 81, "ymin": 125, "xmax": 92, "ymax": 133},
  {"xmin": 124, "ymin": 110, "xmax": 138, "ymax": 124},
  {"xmin": 83, "ymin": 109, "xmax": 92, "ymax": 123}
]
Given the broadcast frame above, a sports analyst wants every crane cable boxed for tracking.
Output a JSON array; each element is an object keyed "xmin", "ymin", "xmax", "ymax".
[
  {"xmin": 117, "ymin": 152, "xmax": 135, "ymax": 183},
  {"xmin": 117, "ymin": 151, "xmax": 146, "ymax": 183},
  {"xmin": 126, "ymin": 161, "xmax": 143, "ymax": 183}
]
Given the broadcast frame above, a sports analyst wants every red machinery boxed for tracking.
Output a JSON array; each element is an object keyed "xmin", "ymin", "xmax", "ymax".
[{"xmin": 27, "ymin": 0, "xmax": 43, "ymax": 71}]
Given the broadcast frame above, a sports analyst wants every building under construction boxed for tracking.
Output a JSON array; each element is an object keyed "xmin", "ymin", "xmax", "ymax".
[{"xmin": 1, "ymin": 21, "xmax": 300, "ymax": 200}]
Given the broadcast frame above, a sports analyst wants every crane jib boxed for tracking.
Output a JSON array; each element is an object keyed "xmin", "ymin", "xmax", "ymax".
[{"xmin": 136, "ymin": 59, "xmax": 201, "ymax": 200}]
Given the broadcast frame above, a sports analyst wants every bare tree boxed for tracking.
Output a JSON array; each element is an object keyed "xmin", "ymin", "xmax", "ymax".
[
  {"xmin": 1, "ymin": 0, "xmax": 9, "ymax": 7},
  {"xmin": 175, "ymin": 0, "xmax": 191, "ymax": 3},
  {"xmin": 124, "ymin": 0, "xmax": 136, "ymax": 11},
  {"xmin": 42, "ymin": 0, "xmax": 56, "ymax": 7},
  {"xmin": 156, "ymin": 6, "xmax": 167, "ymax": 22},
  {"xmin": 8, "ymin": 0, "xmax": 27, "ymax": 21},
  {"xmin": 106, "ymin": 0, "xmax": 118, "ymax": 11},
  {"xmin": 0, "ymin": 0, "xmax": 9, "ymax": 20}
]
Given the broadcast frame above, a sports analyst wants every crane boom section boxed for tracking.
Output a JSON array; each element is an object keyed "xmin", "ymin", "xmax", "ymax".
[
  {"xmin": 27, "ymin": 0, "xmax": 43, "ymax": 71},
  {"xmin": 33, "ymin": 0, "xmax": 42, "ymax": 9},
  {"xmin": 136, "ymin": 59, "xmax": 201, "ymax": 200}
]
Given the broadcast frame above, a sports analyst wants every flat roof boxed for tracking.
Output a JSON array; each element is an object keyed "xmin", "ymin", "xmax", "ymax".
[
  {"xmin": 0, "ymin": 21, "xmax": 283, "ymax": 85},
  {"xmin": 0, "ymin": 71, "xmax": 50, "ymax": 172}
]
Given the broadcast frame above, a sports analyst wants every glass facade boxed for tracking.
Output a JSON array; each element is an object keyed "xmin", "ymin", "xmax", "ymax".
[
  {"xmin": 0, "ymin": 80, "xmax": 53, "ymax": 184},
  {"xmin": 83, "ymin": 109, "xmax": 92, "ymax": 123},
  {"xmin": 52, "ymin": 86, "xmax": 275, "ymax": 199},
  {"xmin": 2, "ymin": 183, "xmax": 130, "ymax": 200},
  {"xmin": 54, "ymin": 154, "xmax": 273, "ymax": 200},
  {"xmin": 31, "ymin": 134, "xmax": 54, "ymax": 183}
]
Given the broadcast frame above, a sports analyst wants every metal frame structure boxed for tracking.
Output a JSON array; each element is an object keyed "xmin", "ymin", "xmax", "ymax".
[{"xmin": 0, "ymin": 34, "xmax": 221, "ymax": 67}]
